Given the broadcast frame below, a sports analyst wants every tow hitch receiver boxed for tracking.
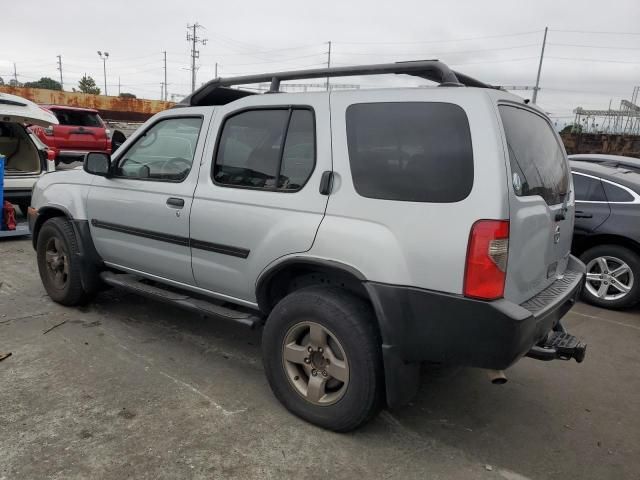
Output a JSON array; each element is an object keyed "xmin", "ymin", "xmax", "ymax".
[{"xmin": 527, "ymin": 331, "xmax": 587, "ymax": 363}]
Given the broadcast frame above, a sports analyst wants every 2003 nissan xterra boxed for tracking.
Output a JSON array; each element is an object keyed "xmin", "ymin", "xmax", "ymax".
[{"xmin": 28, "ymin": 61, "xmax": 587, "ymax": 431}]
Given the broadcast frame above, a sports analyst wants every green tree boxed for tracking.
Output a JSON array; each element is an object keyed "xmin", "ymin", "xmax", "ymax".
[
  {"xmin": 560, "ymin": 123, "xmax": 582, "ymax": 134},
  {"xmin": 78, "ymin": 75, "xmax": 101, "ymax": 94},
  {"xmin": 8, "ymin": 79, "xmax": 21, "ymax": 87},
  {"xmin": 119, "ymin": 92, "xmax": 136, "ymax": 99},
  {"xmin": 23, "ymin": 77, "xmax": 62, "ymax": 91},
  {"xmin": 0, "ymin": 77, "xmax": 4, "ymax": 86}
]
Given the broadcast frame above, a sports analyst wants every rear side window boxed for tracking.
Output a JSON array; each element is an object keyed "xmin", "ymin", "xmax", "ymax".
[
  {"xmin": 214, "ymin": 108, "xmax": 315, "ymax": 191},
  {"xmin": 52, "ymin": 109, "xmax": 103, "ymax": 127},
  {"xmin": 572, "ymin": 173, "xmax": 607, "ymax": 201},
  {"xmin": 345, "ymin": 102, "xmax": 473, "ymax": 203},
  {"xmin": 499, "ymin": 105, "xmax": 569, "ymax": 205},
  {"xmin": 603, "ymin": 182, "xmax": 635, "ymax": 203}
]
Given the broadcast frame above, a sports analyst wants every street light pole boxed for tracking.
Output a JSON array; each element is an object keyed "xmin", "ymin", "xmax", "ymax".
[
  {"xmin": 532, "ymin": 27, "xmax": 548, "ymax": 105},
  {"xmin": 97, "ymin": 51, "xmax": 109, "ymax": 96}
]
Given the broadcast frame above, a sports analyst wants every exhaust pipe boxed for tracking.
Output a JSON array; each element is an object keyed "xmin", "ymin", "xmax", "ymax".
[{"xmin": 486, "ymin": 369, "xmax": 508, "ymax": 385}]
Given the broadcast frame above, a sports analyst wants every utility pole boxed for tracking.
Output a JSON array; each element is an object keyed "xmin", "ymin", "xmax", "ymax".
[
  {"xmin": 532, "ymin": 26, "xmax": 548, "ymax": 105},
  {"xmin": 161, "ymin": 83, "xmax": 164, "ymax": 100},
  {"xmin": 326, "ymin": 41, "xmax": 332, "ymax": 91},
  {"xmin": 163, "ymin": 51, "xmax": 168, "ymax": 101},
  {"xmin": 13, "ymin": 63, "xmax": 18, "ymax": 84},
  {"xmin": 56, "ymin": 55, "xmax": 63, "ymax": 90},
  {"xmin": 118, "ymin": 77, "xmax": 121, "ymax": 95},
  {"xmin": 187, "ymin": 23, "xmax": 207, "ymax": 92},
  {"xmin": 215, "ymin": 62, "xmax": 218, "ymax": 78},
  {"xmin": 97, "ymin": 51, "xmax": 109, "ymax": 96}
]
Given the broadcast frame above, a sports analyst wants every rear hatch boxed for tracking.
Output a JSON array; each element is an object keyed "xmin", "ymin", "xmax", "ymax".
[
  {"xmin": 0, "ymin": 93, "xmax": 57, "ymax": 176},
  {"xmin": 49, "ymin": 107, "xmax": 108, "ymax": 151},
  {"xmin": 498, "ymin": 103, "xmax": 574, "ymax": 305}
]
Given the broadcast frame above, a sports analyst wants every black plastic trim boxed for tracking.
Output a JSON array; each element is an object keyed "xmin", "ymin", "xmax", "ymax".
[
  {"xmin": 90, "ymin": 219, "xmax": 250, "ymax": 258},
  {"xmin": 91, "ymin": 219, "xmax": 189, "ymax": 246},
  {"xmin": 190, "ymin": 239, "xmax": 250, "ymax": 258}
]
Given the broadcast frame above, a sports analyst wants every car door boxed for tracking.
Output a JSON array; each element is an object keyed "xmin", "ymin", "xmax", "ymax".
[
  {"xmin": 86, "ymin": 110, "xmax": 211, "ymax": 285},
  {"xmin": 190, "ymin": 94, "xmax": 330, "ymax": 304},
  {"xmin": 571, "ymin": 171, "xmax": 611, "ymax": 236}
]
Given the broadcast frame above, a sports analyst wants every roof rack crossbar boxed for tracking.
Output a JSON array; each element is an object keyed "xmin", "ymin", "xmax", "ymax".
[{"xmin": 180, "ymin": 60, "xmax": 496, "ymax": 107}]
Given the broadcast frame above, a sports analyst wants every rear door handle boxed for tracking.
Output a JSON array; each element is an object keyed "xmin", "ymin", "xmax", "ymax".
[
  {"xmin": 166, "ymin": 197, "xmax": 185, "ymax": 208},
  {"xmin": 575, "ymin": 211, "xmax": 592, "ymax": 219}
]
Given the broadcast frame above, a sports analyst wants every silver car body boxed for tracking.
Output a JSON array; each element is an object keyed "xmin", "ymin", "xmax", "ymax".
[{"xmin": 31, "ymin": 86, "xmax": 574, "ymax": 309}]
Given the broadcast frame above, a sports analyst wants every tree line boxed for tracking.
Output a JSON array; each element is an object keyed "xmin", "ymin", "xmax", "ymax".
[{"xmin": 0, "ymin": 75, "xmax": 136, "ymax": 98}]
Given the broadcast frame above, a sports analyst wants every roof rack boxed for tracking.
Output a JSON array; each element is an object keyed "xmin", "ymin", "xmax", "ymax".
[{"xmin": 177, "ymin": 59, "xmax": 498, "ymax": 107}]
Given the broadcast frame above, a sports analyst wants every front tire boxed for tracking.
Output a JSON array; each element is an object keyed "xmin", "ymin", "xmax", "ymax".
[
  {"xmin": 580, "ymin": 244, "xmax": 640, "ymax": 309},
  {"xmin": 262, "ymin": 287, "xmax": 383, "ymax": 432},
  {"xmin": 36, "ymin": 217, "xmax": 88, "ymax": 306}
]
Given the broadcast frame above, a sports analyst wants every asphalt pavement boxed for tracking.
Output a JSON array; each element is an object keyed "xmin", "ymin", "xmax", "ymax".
[{"xmin": 1, "ymin": 236, "xmax": 639, "ymax": 480}]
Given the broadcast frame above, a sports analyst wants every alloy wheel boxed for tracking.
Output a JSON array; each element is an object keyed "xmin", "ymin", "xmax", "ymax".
[
  {"xmin": 585, "ymin": 255, "xmax": 634, "ymax": 301},
  {"xmin": 281, "ymin": 321, "xmax": 349, "ymax": 406},
  {"xmin": 45, "ymin": 236, "xmax": 69, "ymax": 290}
]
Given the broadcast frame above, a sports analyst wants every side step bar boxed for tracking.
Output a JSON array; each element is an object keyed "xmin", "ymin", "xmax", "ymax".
[
  {"xmin": 527, "ymin": 330, "xmax": 587, "ymax": 363},
  {"xmin": 100, "ymin": 271, "xmax": 264, "ymax": 329}
]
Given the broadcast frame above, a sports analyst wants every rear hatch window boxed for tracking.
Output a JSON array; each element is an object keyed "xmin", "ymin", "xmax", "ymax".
[
  {"xmin": 52, "ymin": 109, "xmax": 103, "ymax": 127},
  {"xmin": 346, "ymin": 102, "xmax": 473, "ymax": 203},
  {"xmin": 499, "ymin": 105, "xmax": 569, "ymax": 205}
]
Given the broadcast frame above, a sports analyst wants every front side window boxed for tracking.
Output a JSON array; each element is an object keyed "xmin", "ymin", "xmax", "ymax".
[
  {"xmin": 499, "ymin": 105, "xmax": 569, "ymax": 205},
  {"xmin": 214, "ymin": 108, "xmax": 315, "ymax": 191},
  {"xmin": 115, "ymin": 116, "xmax": 203, "ymax": 181},
  {"xmin": 572, "ymin": 173, "xmax": 607, "ymax": 201},
  {"xmin": 346, "ymin": 102, "xmax": 473, "ymax": 203}
]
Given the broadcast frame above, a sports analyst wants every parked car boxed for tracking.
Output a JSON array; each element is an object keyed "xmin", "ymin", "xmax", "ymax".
[
  {"xmin": 0, "ymin": 92, "xmax": 57, "ymax": 215},
  {"xmin": 570, "ymin": 153, "xmax": 640, "ymax": 170},
  {"xmin": 569, "ymin": 156, "xmax": 640, "ymax": 309},
  {"xmin": 30, "ymin": 105, "xmax": 111, "ymax": 164},
  {"xmin": 28, "ymin": 61, "xmax": 587, "ymax": 431}
]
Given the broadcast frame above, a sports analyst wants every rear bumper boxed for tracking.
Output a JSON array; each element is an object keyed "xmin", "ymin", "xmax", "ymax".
[{"xmin": 367, "ymin": 255, "xmax": 585, "ymax": 406}]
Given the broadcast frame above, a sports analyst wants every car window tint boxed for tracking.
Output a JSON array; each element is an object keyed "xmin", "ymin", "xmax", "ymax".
[
  {"xmin": 279, "ymin": 110, "xmax": 315, "ymax": 191},
  {"xmin": 603, "ymin": 182, "xmax": 635, "ymax": 202},
  {"xmin": 115, "ymin": 116, "xmax": 203, "ymax": 182},
  {"xmin": 572, "ymin": 174, "xmax": 606, "ymax": 201},
  {"xmin": 345, "ymin": 102, "xmax": 473, "ymax": 202},
  {"xmin": 52, "ymin": 110, "xmax": 103, "ymax": 127},
  {"xmin": 499, "ymin": 106, "xmax": 569, "ymax": 205},
  {"xmin": 214, "ymin": 108, "xmax": 315, "ymax": 192}
]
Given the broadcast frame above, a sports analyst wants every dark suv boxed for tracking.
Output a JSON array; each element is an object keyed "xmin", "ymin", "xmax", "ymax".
[{"xmin": 570, "ymin": 155, "xmax": 640, "ymax": 309}]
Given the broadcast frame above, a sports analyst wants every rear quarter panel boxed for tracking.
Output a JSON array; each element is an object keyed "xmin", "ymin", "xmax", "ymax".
[{"xmin": 311, "ymin": 88, "xmax": 509, "ymax": 294}]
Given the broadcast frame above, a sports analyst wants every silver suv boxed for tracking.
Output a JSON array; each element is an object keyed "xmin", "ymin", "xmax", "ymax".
[{"xmin": 28, "ymin": 61, "xmax": 587, "ymax": 431}]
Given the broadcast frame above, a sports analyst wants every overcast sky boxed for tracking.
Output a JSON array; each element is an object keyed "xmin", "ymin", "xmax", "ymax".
[{"xmin": 1, "ymin": 0, "xmax": 639, "ymax": 127}]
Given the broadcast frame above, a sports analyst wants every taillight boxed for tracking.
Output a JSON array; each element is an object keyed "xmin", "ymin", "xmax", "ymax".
[
  {"xmin": 464, "ymin": 220, "xmax": 509, "ymax": 300},
  {"xmin": 44, "ymin": 126, "xmax": 54, "ymax": 136},
  {"xmin": 46, "ymin": 149, "xmax": 56, "ymax": 161},
  {"xmin": 105, "ymin": 128, "xmax": 112, "ymax": 140}
]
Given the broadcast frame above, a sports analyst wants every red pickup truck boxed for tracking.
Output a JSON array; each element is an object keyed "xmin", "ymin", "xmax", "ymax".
[{"xmin": 31, "ymin": 105, "xmax": 111, "ymax": 164}]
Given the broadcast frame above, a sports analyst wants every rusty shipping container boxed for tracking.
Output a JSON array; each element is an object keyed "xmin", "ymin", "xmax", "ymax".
[{"xmin": 0, "ymin": 86, "xmax": 174, "ymax": 122}]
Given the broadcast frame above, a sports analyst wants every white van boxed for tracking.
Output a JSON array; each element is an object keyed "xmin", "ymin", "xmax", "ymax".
[{"xmin": 0, "ymin": 92, "xmax": 58, "ymax": 214}]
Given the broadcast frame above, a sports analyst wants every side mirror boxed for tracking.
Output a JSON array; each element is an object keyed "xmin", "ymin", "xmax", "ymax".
[{"xmin": 84, "ymin": 152, "xmax": 112, "ymax": 177}]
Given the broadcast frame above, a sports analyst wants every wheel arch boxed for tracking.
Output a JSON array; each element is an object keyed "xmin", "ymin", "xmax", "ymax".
[
  {"xmin": 574, "ymin": 234, "xmax": 640, "ymax": 258},
  {"xmin": 31, "ymin": 206, "xmax": 70, "ymax": 249},
  {"xmin": 256, "ymin": 257, "xmax": 368, "ymax": 315},
  {"xmin": 255, "ymin": 256, "xmax": 420, "ymax": 408}
]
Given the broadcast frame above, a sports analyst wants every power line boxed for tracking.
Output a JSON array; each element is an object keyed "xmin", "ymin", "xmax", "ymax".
[
  {"xmin": 334, "ymin": 30, "xmax": 541, "ymax": 45},
  {"xmin": 546, "ymin": 56, "xmax": 640, "ymax": 65},
  {"xmin": 551, "ymin": 29, "xmax": 640, "ymax": 36},
  {"xmin": 334, "ymin": 43, "xmax": 539, "ymax": 56},
  {"xmin": 549, "ymin": 43, "xmax": 640, "ymax": 51}
]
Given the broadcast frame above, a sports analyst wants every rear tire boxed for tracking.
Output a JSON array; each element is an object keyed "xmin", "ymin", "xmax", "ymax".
[
  {"xmin": 580, "ymin": 244, "xmax": 640, "ymax": 309},
  {"xmin": 262, "ymin": 287, "xmax": 383, "ymax": 432},
  {"xmin": 36, "ymin": 217, "xmax": 89, "ymax": 306}
]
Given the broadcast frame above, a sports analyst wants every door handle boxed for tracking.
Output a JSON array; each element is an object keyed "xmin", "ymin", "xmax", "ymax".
[
  {"xmin": 166, "ymin": 197, "xmax": 185, "ymax": 208},
  {"xmin": 575, "ymin": 211, "xmax": 592, "ymax": 219}
]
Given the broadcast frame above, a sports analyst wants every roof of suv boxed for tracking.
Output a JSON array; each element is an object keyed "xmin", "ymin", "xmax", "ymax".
[
  {"xmin": 40, "ymin": 105, "xmax": 100, "ymax": 114},
  {"xmin": 570, "ymin": 159, "xmax": 640, "ymax": 192}
]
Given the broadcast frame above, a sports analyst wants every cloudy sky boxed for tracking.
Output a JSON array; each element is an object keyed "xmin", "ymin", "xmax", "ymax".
[{"xmin": 1, "ymin": 0, "xmax": 638, "ymax": 127}]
